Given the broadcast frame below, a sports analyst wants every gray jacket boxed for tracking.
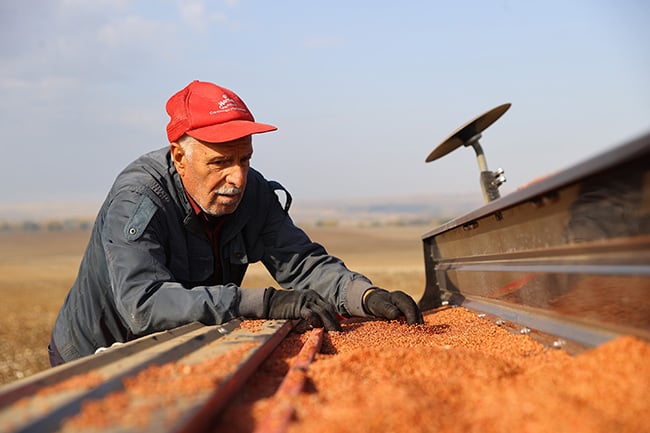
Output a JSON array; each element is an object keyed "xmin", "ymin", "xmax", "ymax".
[{"xmin": 52, "ymin": 147, "xmax": 373, "ymax": 361}]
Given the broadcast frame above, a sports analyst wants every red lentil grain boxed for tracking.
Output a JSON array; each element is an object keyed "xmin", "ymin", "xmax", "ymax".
[
  {"xmin": 240, "ymin": 319, "xmax": 267, "ymax": 333},
  {"xmin": 215, "ymin": 308, "xmax": 650, "ymax": 433}
]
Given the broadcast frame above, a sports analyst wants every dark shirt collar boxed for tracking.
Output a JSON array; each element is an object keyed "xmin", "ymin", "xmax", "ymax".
[{"xmin": 184, "ymin": 192, "xmax": 228, "ymax": 227}]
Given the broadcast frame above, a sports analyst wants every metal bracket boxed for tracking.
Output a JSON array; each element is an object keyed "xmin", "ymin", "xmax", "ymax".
[{"xmin": 425, "ymin": 103, "xmax": 510, "ymax": 203}]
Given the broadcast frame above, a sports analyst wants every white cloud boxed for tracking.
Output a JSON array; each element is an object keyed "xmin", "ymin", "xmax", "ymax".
[
  {"xmin": 59, "ymin": 0, "xmax": 131, "ymax": 10},
  {"xmin": 0, "ymin": 0, "xmax": 177, "ymax": 90},
  {"xmin": 97, "ymin": 15, "xmax": 167, "ymax": 49},
  {"xmin": 0, "ymin": 75, "xmax": 77, "ymax": 103},
  {"xmin": 302, "ymin": 35, "xmax": 344, "ymax": 49},
  {"xmin": 174, "ymin": 0, "xmax": 234, "ymax": 33},
  {"xmin": 177, "ymin": 0, "xmax": 207, "ymax": 25}
]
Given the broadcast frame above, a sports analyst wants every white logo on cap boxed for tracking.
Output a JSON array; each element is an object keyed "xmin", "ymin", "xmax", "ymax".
[{"xmin": 210, "ymin": 94, "xmax": 248, "ymax": 115}]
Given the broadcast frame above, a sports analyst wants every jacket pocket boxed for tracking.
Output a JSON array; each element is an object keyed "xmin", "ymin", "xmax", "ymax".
[{"xmin": 123, "ymin": 195, "xmax": 158, "ymax": 241}]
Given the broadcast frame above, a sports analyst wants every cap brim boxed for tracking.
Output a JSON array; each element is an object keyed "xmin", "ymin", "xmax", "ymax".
[{"xmin": 187, "ymin": 120, "xmax": 277, "ymax": 143}]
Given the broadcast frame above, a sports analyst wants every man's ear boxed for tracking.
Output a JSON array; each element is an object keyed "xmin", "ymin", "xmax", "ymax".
[{"xmin": 170, "ymin": 141, "xmax": 185, "ymax": 175}]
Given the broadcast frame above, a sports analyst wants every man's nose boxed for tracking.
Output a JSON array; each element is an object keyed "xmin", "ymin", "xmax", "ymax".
[{"xmin": 226, "ymin": 164, "xmax": 247, "ymax": 187}]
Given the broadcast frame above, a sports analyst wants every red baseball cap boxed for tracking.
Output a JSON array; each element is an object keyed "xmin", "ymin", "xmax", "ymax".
[{"xmin": 166, "ymin": 80, "xmax": 277, "ymax": 143}]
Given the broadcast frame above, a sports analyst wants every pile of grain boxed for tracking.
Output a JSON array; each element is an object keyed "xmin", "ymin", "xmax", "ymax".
[{"xmin": 217, "ymin": 308, "xmax": 650, "ymax": 433}]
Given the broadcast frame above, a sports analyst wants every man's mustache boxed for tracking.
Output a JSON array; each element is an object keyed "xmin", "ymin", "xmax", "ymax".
[{"xmin": 214, "ymin": 186, "xmax": 242, "ymax": 196}]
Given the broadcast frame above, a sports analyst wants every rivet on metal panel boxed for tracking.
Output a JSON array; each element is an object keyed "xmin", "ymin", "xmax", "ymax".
[
  {"xmin": 552, "ymin": 339, "xmax": 566, "ymax": 349},
  {"xmin": 519, "ymin": 327, "xmax": 531, "ymax": 335},
  {"xmin": 495, "ymin": 319, "xmax": 505, "ymax": 326},
  {"xmin": 531, "ymin": 197, "xmax": 543, "ymax": 208},
  {"xmin": 531, "ymin": 191, "xmax": 560, "ymax": 208},
  {"xmin": 462, "ymin": 221, "xmax": 479, "ymax": 231}
]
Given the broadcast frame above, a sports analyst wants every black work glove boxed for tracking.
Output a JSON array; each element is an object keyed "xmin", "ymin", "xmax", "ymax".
[
  {"xmin": 363, "ymin": 288, "xmax": 424, "ymax": 325},
  {"xmin": 264, "ymin": 288, "xmax": 343, "ymax": 331}
]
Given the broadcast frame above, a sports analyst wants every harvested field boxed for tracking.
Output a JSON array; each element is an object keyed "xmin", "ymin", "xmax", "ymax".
[
  {"xmin": 0, "ymin": 224, "xmax": 426, "ymax": 385},
  {"xmin": 0, "ymin": 230, "xmax": 91, "ymax": 385}
]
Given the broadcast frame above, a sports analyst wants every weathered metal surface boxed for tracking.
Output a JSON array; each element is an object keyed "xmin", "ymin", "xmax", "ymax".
[
  {"xmin": 0, "ymin": 319, "xmax": 292, "ymax": 433},
  {"xmin": 174, "ymin": 320, "xmax": 293, "ymax": 433},
  {"xmin": 419, "ymin": 131, "xmax": 650, "ymax": 347},
  {"xmin": 0, "ymin": 322, "xmax": 205, "ymax": 410}
]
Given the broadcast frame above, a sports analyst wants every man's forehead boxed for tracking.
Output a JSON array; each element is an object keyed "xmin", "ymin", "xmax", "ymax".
[{"xmin": 198, "ymin": 136, "xmax": 253, "ymax": 154}]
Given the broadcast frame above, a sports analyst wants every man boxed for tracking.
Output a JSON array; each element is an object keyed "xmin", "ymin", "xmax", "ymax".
[{"xmin": 49, "ymin": 80, "xmax": 423, "ymax": 366}]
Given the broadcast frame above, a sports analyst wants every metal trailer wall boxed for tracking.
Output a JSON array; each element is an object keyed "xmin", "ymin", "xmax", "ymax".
[{"xmin": 419, "ymin": 131, "xmax": 650, "ymax": 348}]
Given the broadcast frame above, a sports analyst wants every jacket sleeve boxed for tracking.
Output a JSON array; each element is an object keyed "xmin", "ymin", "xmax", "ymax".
[
  {"xmin": 101, "ymin": 190, "xmax": 250, "ymax": 337},
  {"xmin": 258, "ymin": 183, "xmax": 375, "ymax": 317}
]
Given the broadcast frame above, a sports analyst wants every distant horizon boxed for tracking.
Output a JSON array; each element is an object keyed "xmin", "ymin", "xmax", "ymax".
[{"xmin": 0, "ymin": 190, "xmax": 484, "ymax": 224}]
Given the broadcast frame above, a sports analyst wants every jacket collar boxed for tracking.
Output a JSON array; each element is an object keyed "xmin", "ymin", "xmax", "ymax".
[{"xmin": 166, "ymin": 151, "xmax": 205, "ymax": 237}]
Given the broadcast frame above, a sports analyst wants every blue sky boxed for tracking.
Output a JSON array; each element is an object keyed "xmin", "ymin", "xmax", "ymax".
[{"xmin": 1, "ymin": 0, "xmax": 649, "ymax": 215}]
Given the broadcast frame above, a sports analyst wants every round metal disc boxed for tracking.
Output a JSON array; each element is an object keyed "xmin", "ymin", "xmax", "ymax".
[{"xmin": 425, "ymin": 103, "xmax": 511, "ymax": 163}]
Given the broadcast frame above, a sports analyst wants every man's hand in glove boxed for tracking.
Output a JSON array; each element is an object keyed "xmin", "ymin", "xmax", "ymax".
[
  {"xmin": 363, "ymin": 288, "xmax": 424, "ymax": 325},
  {"xmin": 264, "ymin": 287, "xmax": 342, "ymax": 331}
]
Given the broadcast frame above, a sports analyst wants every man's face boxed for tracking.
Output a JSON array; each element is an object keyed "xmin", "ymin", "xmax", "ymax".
[{"xmin": 172, "ymin": 136, "xmax": 253, "ymax": 217}]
